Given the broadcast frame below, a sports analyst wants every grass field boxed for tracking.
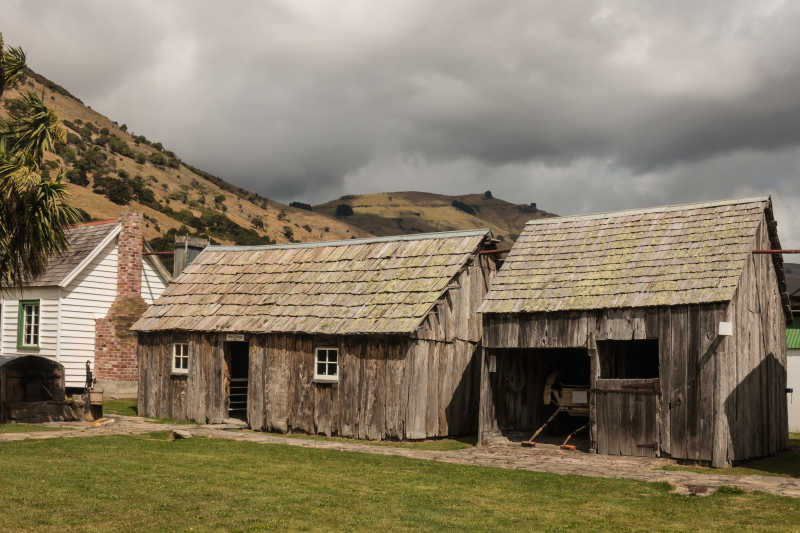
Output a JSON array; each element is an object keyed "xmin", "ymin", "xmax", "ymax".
[
  {"xmin": 1, "ymin": 432, "xmax": 799, "ymax": 532},
  {"xmin": 0, "ymin": 423, "xmax": 64, "ymax": 434},
  {"xmin": 663, "ymin": 434, "xmax": 800, "ymax": 478}
]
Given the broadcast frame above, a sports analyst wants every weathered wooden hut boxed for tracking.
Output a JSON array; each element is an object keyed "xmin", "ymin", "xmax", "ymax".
[
  {"xmin": 477, "ymin": 197, "xmax": 791, "ymax": 467},
  {"xmin": 132, "ymin": 229, "xmax": 498, "ymax": 439}
]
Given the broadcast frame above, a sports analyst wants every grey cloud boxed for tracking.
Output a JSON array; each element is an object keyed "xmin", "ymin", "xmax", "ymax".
[{"xmin": 3, "ymin": 1, "xmax": 799, "ymax": 243}]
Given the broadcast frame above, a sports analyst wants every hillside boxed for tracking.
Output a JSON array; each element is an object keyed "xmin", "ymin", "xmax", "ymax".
[
  {"xmin": 314, "ymin": 191, "xmax": 554, "ymax": 243},
  {"xmin": 1, "ymin": 69, "xmax": 371, "ymax": 249}
]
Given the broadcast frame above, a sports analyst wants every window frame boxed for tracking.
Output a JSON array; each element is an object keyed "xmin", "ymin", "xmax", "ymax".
[
  {"xmin": 17, "ymin": 300, "xmax": 40, "ymax": 351},
  {"xmin": 172, "ymin": 342, "xmax": 189, "ymax": 375},
  {"xmin": 313, "ymin": 347, "xmax": 339, "ymax": 383}
]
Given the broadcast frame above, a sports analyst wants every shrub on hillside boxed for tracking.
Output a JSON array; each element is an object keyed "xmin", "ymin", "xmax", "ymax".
[
  {"xmin": 109, "ymin": 136, "xmax": 134, "ymax": 158},
  {"xmin": 65, "ymin": 168, "xmax": 89, "ymax": 186},
  {"xmin": 290, "ymin": 201, "xmax": 312, "ymax": 211},
  {"xmin": 94, "ymin": 176, "xmax": 133, "ymax": 205},
  {"xmin": 149, "ymin": 152, "xmax": 167, "ymax": 166},
  {"xmin": 451, "ymin": 200, "xmax": 477, "ymax": 215},
  {"xmin": 335, "ymin": 204, "xmax": 354, "ymax": 217}
]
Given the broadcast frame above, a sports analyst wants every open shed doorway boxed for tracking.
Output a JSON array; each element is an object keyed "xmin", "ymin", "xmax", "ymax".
[
  {"xmin": 224, "ymin": 341, "xmax": 249, "ymax": 421},
  {"xmin": 488, "ymin": 348, "xmax": 590, "ymax": 448}
]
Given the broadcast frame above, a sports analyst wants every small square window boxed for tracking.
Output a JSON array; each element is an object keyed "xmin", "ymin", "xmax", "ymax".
[
  {"xmin": 172, "ymin": 343, "xmax": 189, "ymax": 374},
  {"xmin": 314, "ymin": 347, "xmax": 338, "ymax": 382}
]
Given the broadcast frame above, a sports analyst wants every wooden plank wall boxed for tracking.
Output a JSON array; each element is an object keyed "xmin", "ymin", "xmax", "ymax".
[
  {"xmin": 136, "ymin": 253, "xmax": 495, "ymax": 439},
  {"xmin": 480, "ymin": 305, "xmax": 725, "ymax": 462},
  {"xmin": 138, "ymin": 332, "xmax": 226, "ymax": 423},
  {"xmin": 718, "ymin": 215, "xmax": 789, "ymax": 465},
  {"xmin": 245, "ymin": 333, "xmax": 480, "ymax": 440}
]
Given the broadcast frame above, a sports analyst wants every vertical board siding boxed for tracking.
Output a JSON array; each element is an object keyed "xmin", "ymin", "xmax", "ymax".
[
  {"xmin": 720, "ymin": 215, "xmax": 789, "ymax": 463},
  {"xmin": 480, "ymin": 304, "xmax": 726, "ymax": 461}
]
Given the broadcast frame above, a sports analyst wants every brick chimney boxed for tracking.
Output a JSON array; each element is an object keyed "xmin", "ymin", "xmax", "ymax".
[
  {"xmin": 94, "ymin": 212, "xmax": 148, "ymax": 397},
  {"xmin": 117, "ymin": 212, "xmax": 143, "ymax": 297}
]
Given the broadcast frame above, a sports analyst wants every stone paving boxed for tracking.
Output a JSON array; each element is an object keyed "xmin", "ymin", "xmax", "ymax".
[{"xmin": 2, "ymin": 415, "xmax": 799, "ymax": 498}]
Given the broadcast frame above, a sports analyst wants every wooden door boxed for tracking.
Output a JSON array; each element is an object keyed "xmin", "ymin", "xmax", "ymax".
[{"xmin": 595, "ymin": 378, "xmax": 660, "ymax": 457}]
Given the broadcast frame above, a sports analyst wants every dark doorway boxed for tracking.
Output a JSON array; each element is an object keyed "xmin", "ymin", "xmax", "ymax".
[
  {"xmin": 488, "ymin": 348, "xmax": 590, "ymax": 447},
  {"xmin": 224, "ymin": 342, "xmax": 249, "ymax": 421}
]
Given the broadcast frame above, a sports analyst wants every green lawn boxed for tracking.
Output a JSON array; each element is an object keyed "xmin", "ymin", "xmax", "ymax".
[
  {"xmin": 1, "ymin": 434, "xmax": 799, "ymax": 532},
  {"xmin": 102, "ymin": 399, "xmax": 191, "ymax": 425},
  {"xmin": 102, "ymin": 398, "xmax": 138, "ymax": 417},
  {"xmin": 664, "ymin": 434, "xmax": 800, "ymax": 478},
  {"xmin": 0, "ymin": 423, "xmax": 64, "ymax": 434},
  {"xmin": 106, "ymin": 397, "xmax": 472, "ymax": 450}
]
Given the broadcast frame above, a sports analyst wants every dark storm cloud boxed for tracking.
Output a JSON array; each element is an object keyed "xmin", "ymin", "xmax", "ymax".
[{"xmin": 4, "ymin": 1, "xmax": 800, "ymax": 242}]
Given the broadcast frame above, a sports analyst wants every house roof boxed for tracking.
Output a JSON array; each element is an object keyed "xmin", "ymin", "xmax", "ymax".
[
  {"xmin": 788, "ymin": 324, "xmax": 800, "ymax": 350},
  {"xmin": 132, "ymin": 229, "xmax": 492, "ymax": 335},
  {"xmin": 27, "ymin": 220, "xmax": 120, "ymax": 287},
  {"xmin": 479, "ymin": 197, "xmax": 789, "ymax": 314}
]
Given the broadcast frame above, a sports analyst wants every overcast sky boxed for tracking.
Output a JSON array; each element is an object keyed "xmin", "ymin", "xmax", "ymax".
[{"xmin": 4, "ymin": 1, "xmax": 800, "ymax": 244}]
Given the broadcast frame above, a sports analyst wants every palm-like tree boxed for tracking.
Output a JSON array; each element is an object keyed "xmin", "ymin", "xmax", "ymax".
[{"xmin": 0, "ymin": 33, "xmax": 81, "ymax": 290}]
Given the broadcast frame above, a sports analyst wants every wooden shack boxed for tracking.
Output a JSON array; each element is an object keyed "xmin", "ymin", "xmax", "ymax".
[
  {"xmin": 132, "ymin": 229, "xmax": 498, "ymax": 439},
  {"xmin": 477, "ymin": 197, "xmax": 791, "ymax": 467}
]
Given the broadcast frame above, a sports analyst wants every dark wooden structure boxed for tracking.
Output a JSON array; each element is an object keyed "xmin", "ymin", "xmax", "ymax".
[
  {"xmin": 0, "ymin": 354, "xmax": 72, "ymax": 423},
  {"xmin": 478, "ymin": 197, "xmax": 791, "ymax": 467},
  {"xmin": 133, "ymin": 230, "xmax": 498, "ymax": 440}
]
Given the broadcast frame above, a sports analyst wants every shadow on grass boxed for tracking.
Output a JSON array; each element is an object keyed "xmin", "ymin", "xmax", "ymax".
[
  {"xmin": 664, "ymin": 434, "xmax": 800, "ymax": 478},
  {"xmin": 0, "ymin": 423, "xmax": 66, "ymax": 434},
  {"xmin": 248, "ymin": 430, "xmax": 477, "ymax": 451}
]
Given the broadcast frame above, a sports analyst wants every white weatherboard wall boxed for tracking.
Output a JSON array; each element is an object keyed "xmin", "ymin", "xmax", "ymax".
[
  {"xmin": 0, "ymin": 235, "xmax": 167, "ymax": 389},
  {"xmin": 141, "ymin": 258, "xmax": 166, "ymax": 304},
  {"xmin": 60, "ymin": 240, "xmax": 118, "ymax": 388},
  {"xmin": 790, "ymin": 350, "xmax": 800, "ymax": 433},
  {"xmin": 0, "ymin": 287, "xmax": 60, "ymax": 360}
]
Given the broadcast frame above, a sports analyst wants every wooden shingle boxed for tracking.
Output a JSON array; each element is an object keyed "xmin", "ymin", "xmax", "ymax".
[
  {"xmin": 133, "ymin": 229, "xmax": 490, "ymax": 334},
  {"xmin": 479, "ymin": 197, "xmax": 778, "ymax": 313}
]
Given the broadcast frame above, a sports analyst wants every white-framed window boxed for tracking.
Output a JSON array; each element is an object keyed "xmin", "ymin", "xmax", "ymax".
[
  {"xmin": 314, "ymin": 347, "xmax": 338, "ymax": 382},
  {"xmin": 18, "ymin": 300, "xmax": 40, "ymax": 349},
  {"xmin": 172, "ymin": 342, "xmax": 189, "ymax": 374}
]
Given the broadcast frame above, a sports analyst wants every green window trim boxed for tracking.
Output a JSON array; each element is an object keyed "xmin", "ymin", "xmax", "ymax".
[{"xmin": 17, "ymin": 300, "xmax": 40, "ymax": 351}]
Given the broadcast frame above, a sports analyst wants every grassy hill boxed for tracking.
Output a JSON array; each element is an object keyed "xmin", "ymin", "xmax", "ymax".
[
  {"xmin": 315, "ymin": 191, "xmax": 554, "ymax": 243},
  {"xmin": 1, "ymin": 69, "xmax": 371, "ymax": 248},
  {"xmin": 3, "ymin": 69, "xmax": 555, "ymax": 252}
]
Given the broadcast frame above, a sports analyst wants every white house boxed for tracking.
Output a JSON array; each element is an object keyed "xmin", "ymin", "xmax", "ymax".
[
  {"xmin": 0, "ymin": 212, "xmax": 169, "ymax": 394},
  {"xmin": 789, "ymin": 322, "xmax": 800, "ymax": 433}
]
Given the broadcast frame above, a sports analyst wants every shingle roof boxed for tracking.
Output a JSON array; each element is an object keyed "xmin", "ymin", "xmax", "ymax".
[
  {"xmin": 27, "ymin": 220, "xmax": 119, "ymax": 287},
  {"xmin": 479, "ymin": 197, "xmax": 781, "ymax": 314},
  {"xmin": 132, "ymin": 229, "xmax": 491, "ymax": 335}
]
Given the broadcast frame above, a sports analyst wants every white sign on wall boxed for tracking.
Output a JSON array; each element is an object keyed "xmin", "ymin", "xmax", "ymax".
[
  {"xmin": 225, "ymin": 333, "xmax": 246, "ymax": 342},
  {"xmin": 718, "ymin": 321, "xmax": 733, "ymax": 336}
]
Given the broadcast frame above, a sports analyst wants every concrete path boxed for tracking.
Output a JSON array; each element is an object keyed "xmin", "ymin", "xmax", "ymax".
[{"xmin": 2, "ymin": 415, "xmax": 799, "ymax": 498}]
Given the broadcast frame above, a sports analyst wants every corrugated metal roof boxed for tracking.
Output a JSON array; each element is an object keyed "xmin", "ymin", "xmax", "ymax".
[
  {"xmin": 133, "ymin": 229, "xmax": 491, "ymax": 335},
  {"xmin": 26, "ymin": 220, "xmax": 119, "ymax": 287},
  {"xmin": 788, "ymin": 325, "xmax": 800, "ymax": 350},
  {"xmin": 479, "ymin": 197, "xmax": 773, "ymax": 314}
]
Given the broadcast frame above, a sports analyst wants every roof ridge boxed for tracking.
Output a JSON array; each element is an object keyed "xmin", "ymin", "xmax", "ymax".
[
  {"xmin": 206, "ymin": 228, "xmax": 491, "ymax": 252},
  {"xmin": 68, "ymin": 218, "xmax": 119, "ymax": 229},
  {"xmin": 523, "ymin": 196, "xmax": 770, "ymax": 226}
]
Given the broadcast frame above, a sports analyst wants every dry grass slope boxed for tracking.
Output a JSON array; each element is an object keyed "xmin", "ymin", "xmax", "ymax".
[
  {"xmin": 1, "ymin": 70, "xmax": 370, "ymax": 245},
  {"xmin": 315, "ymin": 191, "xmax": 554, "ymax": 244}
]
